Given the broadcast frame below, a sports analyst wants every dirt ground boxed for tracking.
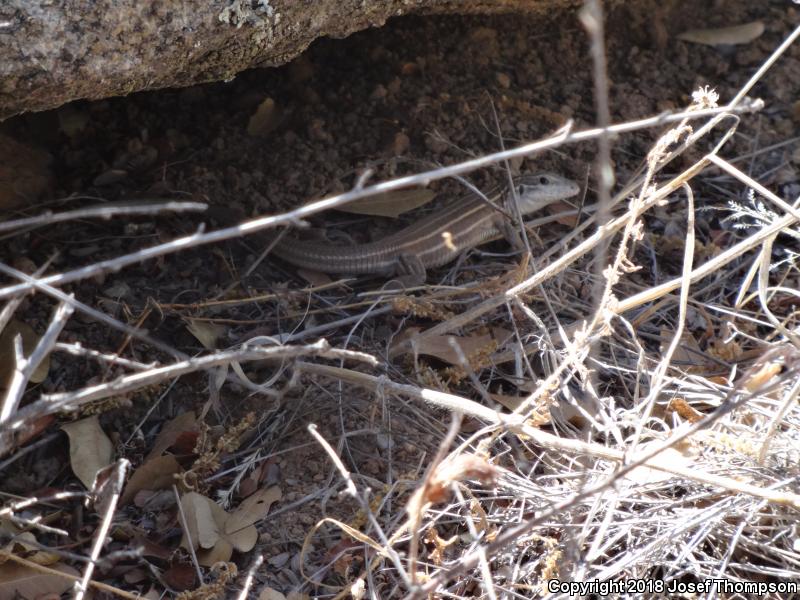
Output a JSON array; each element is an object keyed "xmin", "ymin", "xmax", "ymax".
[{"xmin": 0, "ymin": 0, "xmax": 798, "ymax": 597}]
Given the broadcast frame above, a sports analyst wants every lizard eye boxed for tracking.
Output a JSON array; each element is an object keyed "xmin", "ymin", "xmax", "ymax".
[{"xmin": 538, "ymin": 175, "xmax": 550, "ymax": 185}]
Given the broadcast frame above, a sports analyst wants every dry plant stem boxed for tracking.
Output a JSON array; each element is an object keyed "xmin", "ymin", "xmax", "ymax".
[
  {"xmin": 630, "ymin": 183, "xmax": 695, "ymax": 455},
  {"xmin": 0, "ymin": 200, "xmax": 207, "ymax": 235},
  {"xmin": 307, "ymin": 424, "xmax": 358, "ymax": 497},
  {"xmin": 298, "ymin": 362, "xmax": 800, "ymax": 509},
  {"xmin": 275, "ymin": 306, "xmax": 393, "ymax": 344},
  {"xmin": 617, "ymin": 171, "xmax": 800, "ymax": 315},
  {"xmin": 477, "ymin": 546, "xmax": 498, "ymax": 600},
  {"xmin": 73, "ymin": 459, "xmax": 129, "ymax": 600},
  {"xmin": 0, "ymin": 340, "xmax": 376, "ymax": 457},
  {"xmin": 0, "ymin": 552, "xmax": 139, "ymax": 599},
  {"xmin": 407, "ymin": 413, "xmax": 462, "ymax": 584},
  {"xmin": 0, "ymin": 261, "xmax": 186, "ymax": 360},
  {"xmin": 706, "ymin": 152, "xmax": 800, "ymax": 347},
  {"xmin": 758, "ymin": 235, "xmax": 800, "ymax": 348},
  {"xmin": 236, "ymin": 554, "xmax": 263, "ymax": 600},
  {"xmin": 757, "ymin": 377, "xmax": 800, "ymax": 464},
  {"xmin": 0, "ymin": 490, "xmax": 85, "ymax": 518},
  {"xmin": 0, "ymin": 260, "xmax": 50, "ymax": 336},
  {"xmin": 0, "ymin": 102, "xmax": 761, "ymax": 303},
  {"xmin": 173, "ymin": 484, "xmax": 204, "ymax": 584},
  {"xmin": 399, "ymin": 155, "xmax": 708, "ymax": 355},
  {"xmin": 580, "ymin": 0, "xmax": 615, "ymax": 319},
  {"xmin": 307, "ymin": 424, "xmax": 411, "ymax": 588},
  {"xmin": 707, "ymin": 153, "xmax": 800, "ymax": 222},
  {"xmin": 54, "ymin": 342, "xmax": 156, "ymax": 371},
  {"xmin": 395, "ymin": 107, "xmax": 742, "ymax": 357},
  {"xmin": 0, "ymin": 300, "xmax": 73, "ymax": 425},
  {"xmin": 729, "ymin": 23, "xmax": 800, "ymax": 106},
  {"xmin": 408, "ymin": 418, "xmax": 796, "ymax": 597}
]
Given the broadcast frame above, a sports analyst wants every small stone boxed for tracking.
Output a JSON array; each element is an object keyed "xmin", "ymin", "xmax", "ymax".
[
  {"xmin": 496, "ymin": 72, "xmax": 511, "ymax": 89},
  {"xmin": 371, "ymin": 84, "xmax": 387, "ymax": 100}
]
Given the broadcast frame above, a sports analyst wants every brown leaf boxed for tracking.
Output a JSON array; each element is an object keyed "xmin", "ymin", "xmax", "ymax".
[
  {"xmin": 0, "ymin": 134, "xmax": 52, "ymax": 210},
  {"xmin": 225, "ymin": 486, "xmax": 282, "ymax": 534},
  {"xmin": 488, "ymin": 393, "xmax": 551, "ymax": 426},
  {"xmin": 259, "ymin": 587, "xmax": 288, "ymax": 600},
  {"xmin": 247, "ymin": 98, "xmax": 283, "ymax": 136},
  {"xmin": 0, "ymin": 562, "xmax": 78, "ymax": 598},
  {"xmin": 547, "ymin": 200, "xmax": 580, "ymax": 227},
  {"xmin": 678, "ymin": 21, "xmax": 764, "ymax": 46},
  {"xmin": 677, "ymin": 21, "xmax": 764, "ymax": 46},
  {"xmin": 120, "ymin": 454, "xmax": 182, "ymax": 505},
  {"xmin": 181, "ymin": 487, "xmax": 281, "ymax": 564},
  {"xmin": 223, "ymin": 524, "xmax": 258, "ymax": 554},
  {"xmin": 0, "ymin": 319, "xmax": 51, "ymax": 388},
  {"xmin": 743, "ymin": 361, "xmax": 783, "ymax": 393},
  {"xmin": 162, "ymin": 562, "xmax": 197, "ymax": 591},
  {"xmin": 400, "ymin": 327, "xmax": 512, "ymax": 365},
  {"xmin": 185, "ymin": 318, "xmax": 226, "ymax": 350},
  {"xmin": 295, "ymin": 268, "xmax": 333, "ymax": 286},
  {"xmin": 145, "ymin": 411, "xmax": 197, "ymax": 460},
  {"xmin": 197, "ymin": 537, "xmax": 234, "ymax": 566},
  {"xmin": 0, "ymin": 523, "xmax": 59, "ymax": 566},
  {"xmin": 658, "ymin": 328, "xmax": 711, "ymax": 374},
  {"xmin": 61, "ymin": 416, "xmax": 113, "ymax": 489},
  {"xmin": 336, "ymin": 188, "xmax": 435, "ymax": 218},
  {"xmin": 179, "ymin": 492, "xmax": 223, "ymax": 550}
]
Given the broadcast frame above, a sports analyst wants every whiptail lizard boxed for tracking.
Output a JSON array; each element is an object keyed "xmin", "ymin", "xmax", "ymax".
[{"xmin": 271, "ymin": 172, "xmax": 580, "ymax": 284}]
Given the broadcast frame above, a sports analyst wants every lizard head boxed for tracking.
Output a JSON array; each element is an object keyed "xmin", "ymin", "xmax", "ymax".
[{"xmin": 510, "ymin": 172, "xmax": 580, "ymax": 215}]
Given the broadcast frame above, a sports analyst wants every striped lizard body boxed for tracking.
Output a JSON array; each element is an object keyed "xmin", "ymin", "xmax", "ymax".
[{"xmin": 271, "ymin": 172, "xmax": 579, "ymax": 282}]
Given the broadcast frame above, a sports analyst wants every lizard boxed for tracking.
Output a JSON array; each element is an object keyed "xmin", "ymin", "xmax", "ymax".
[{"xmin": 269, "ymin": 172, "xmax": 580, "ymax": 285}]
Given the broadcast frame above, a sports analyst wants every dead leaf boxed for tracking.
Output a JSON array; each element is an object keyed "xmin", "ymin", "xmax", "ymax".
[
  {"xmin": 488, "ymin": 393, "xmax": 551, "ymax": 426},
  {"xmin": 180, "ymin": 492, "xmax": 223, "ymax": 550},
  {"xmin": 0, "ymin": 562, "xmax": 79, "ymax": 598},
  {"xmin": 295, "ymin": 267, "xmax": 333, "ymax": 286},
  {"xmin": 61, "ymin": 416, "xmax": 113, "ymax": 489},
  {"xmin": 0, "ymin": 319, "xmax": 51, "ymax": 388},
  {"xmin": 0, "ymin": 134, "xmax": 52, "ymax": 210},
  {"xmin": 677, "ymin": 21, "xmax": 764, "ymax": 46},
  {"xmin": 225, "ymin": 486, "xmax": 282, "ymax": 535},
  {"xmin": 120, "ymin": 454, "xmax": 182, "ymax": 505},
  {"xmin": 145, "ymin": 411, "xmax": 197, "ymax": 460},
  {"xmin": 185, "ymin": 318, "xmax": 226, "ymax": 350},
  {"xmin": 247, "ymin": 97, "xmax": 283, "ymax": 136},
  {"xmin": 181, "ymin": 487, "xmax": 281, "ymax": 565},
  {"xmin": 336, "ymin": 188, "xmax": 435, "ymax": 218},
  {"xmin": 162, "ymin": 561, "xmax": 197, "ymax": 591},
  {"xmin": 198, "ymin": 537, "xmax": 235, "ymax": 566},
  {"xmin": 625, "ymin": 441, "xmax": 698, "ymax": 484},
  {"xmin": 0, "ymin": 522, "xmax": 59, "ymax": 566},
  {"xmin": 424, "ymin": 527, "xmax": 458, "ymax": 565},
  {"xmin": 666, "ymin": 397, "xmax": 704, "ymax": 423},
  {"xmin": 547, "ymin": 200, "xmax": 580, "ymax": 227},
  {"xmin": 408, "ymin": 455, "xmax": 498, "ymax": 514},
  {"xmin": 259, "ymin": 588, "xmax": 288, "ymax": 600},
  {"xmin": 659, "ymin": 328, "xmax": 711, "ymax": 374},
  {"xmin": 743, "ymin": 361, "xmax": 783, "ymax": 393},
  {"xmin": 394, "ymin": 327, "xmax": 512, "ymax": 365},
  {"xmin": 179, "ymin": 492, "xmax": 234, "ymax": 565}
]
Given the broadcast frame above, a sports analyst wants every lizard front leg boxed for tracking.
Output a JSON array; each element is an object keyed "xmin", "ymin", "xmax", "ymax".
[
  {"xmin": 494, "ymin": 213, "xmax": 528, "ymax": 252},
  {"xmin": 389, "ymin": 253, "xmax": 427, "ymax": 287}
]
